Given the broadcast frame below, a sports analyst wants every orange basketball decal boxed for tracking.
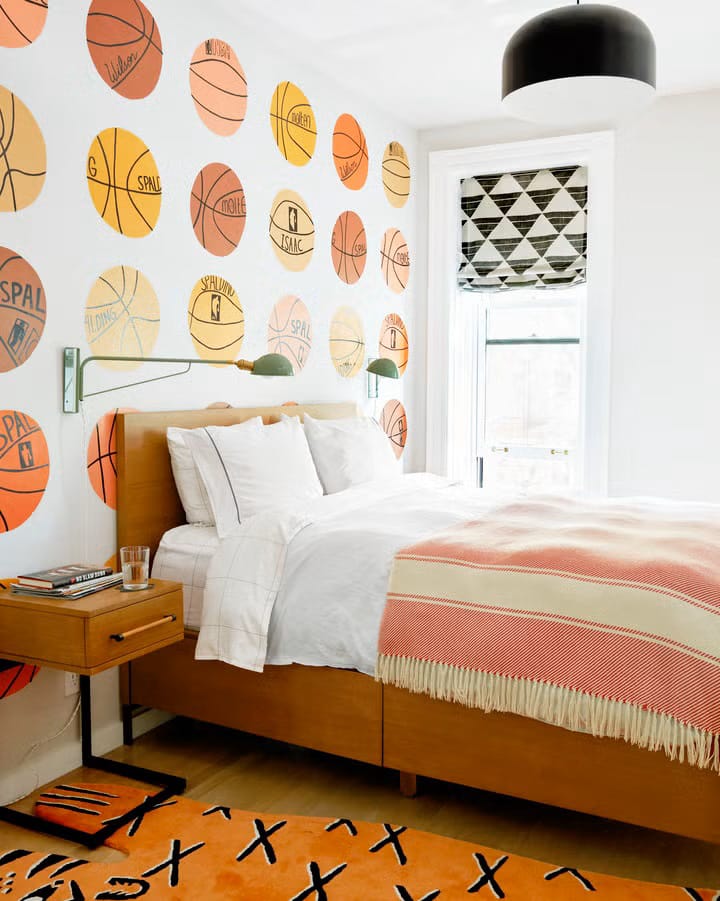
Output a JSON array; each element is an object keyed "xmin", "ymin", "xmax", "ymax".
[
  {"xmin": 329, "ymin": 306, "xmax": 365, "ymax": 379},
  {"xmin": 0, "ymin": 657, "xmax": 39, "ymax": 698},
  {"xmin": 270, "ymin": 81, "xmax": 316, "ymax": 166},
  {"xmin": 0, "ymin": 247, "xmax": 46, "ymax": 373},
  {"xmin": 381, "ymin": 227, "xmax": 410, "ymax": 294},
  {"xmin": 268, "ymin": 295, "xmax": 311, "ymax": 374},
  {"xmin": 380, "ymin": 399, "xmax": 407, "ymax": 459},
  {"xmin": 379, "ymin": 312, "xmax": 409, "ymax": 376},
  {"xmin": 84, "ymin": 266, "xmax": 160, "ymax": 371},
  {"xmin": 87, "ymin": 127, "xmax": 161, "ymax": 237},
  {"xmin": 331, "ymin": 211, "xmax": 366, "ymax": 286},
  {"xmin": 0, "ymin": 0, "xmax": 48, "ymax": 47},
  {"xmin": 269, "ymin": 189, "xmax": 314, "ymax": 272},
  {"xmin": 0, "ymin": 409, "xmax": 49, "ymax": 532},
  {"xmin": 189, "ymin": 38, "xmax": 247, "ymax": 136},
  {"xmin": 87, "ymin": 407, "xmax": 136, "ymax": 509},
  {"xmin": 0, "ymin": 85, "xmax": 46, "ymax": 212},
  {"xmin": 332, "ymin": 114, "xmax": 368, "ymax": 190},
  {"xmin": 383, "ymin": 141, "xmax": 410, "ymax": 208},
  {"xmin": 86, "ymin": 0, "xmax": 163, "ymax": 100},
  {"xmin": 188, "ymin": 274, "xmax": 244, "ymax": 363},
  {"xmin": 190, "ymin": 163, "xmax": 246, "ymax": 257}
]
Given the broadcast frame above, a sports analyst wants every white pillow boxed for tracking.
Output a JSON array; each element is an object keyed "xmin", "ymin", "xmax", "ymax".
[
  {"xmin": 167, "ymin": 417, "xmax": 262, "ymax": 524},
  {"xmin": 302, "ymin": 414, "xmax": 399, "ymax": 494},
  {"xmin": 185, "ymin": 416, "xmax": 323, "ymax": 538}
]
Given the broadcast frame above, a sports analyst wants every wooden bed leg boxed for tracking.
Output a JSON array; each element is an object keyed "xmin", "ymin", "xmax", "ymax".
[{"xmin": 399, "ymin": 771, "xmax": 417, "ymax": 798}]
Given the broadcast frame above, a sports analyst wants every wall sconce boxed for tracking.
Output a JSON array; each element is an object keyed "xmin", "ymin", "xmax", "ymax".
[
  {"xmin": 366, "ymin": 357, "xmax": 399, "ymax": 400},
  {"xmin": 62, "ymin": 348, "xmax": 293, "ymax": 413}
]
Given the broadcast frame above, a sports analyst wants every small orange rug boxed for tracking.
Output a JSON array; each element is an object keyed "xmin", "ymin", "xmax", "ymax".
[{"xmin": 0, "ymin": 783, "xmax": 714, "ymax": 898}]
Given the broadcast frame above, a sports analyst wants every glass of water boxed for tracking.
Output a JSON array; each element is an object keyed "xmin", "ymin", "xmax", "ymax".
[{"xmin": 120, "ymin": 546, "xmax": 150, "ymax": 591}]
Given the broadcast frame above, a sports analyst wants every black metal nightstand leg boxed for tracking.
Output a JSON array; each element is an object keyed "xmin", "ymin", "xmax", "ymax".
[
  {"xmin": 0, "ymin": 674, "xmax": 186, "ymax": 849},
  {"xmin": 122, "ymin": 703, "xmax": 135, "ymax": 746}
]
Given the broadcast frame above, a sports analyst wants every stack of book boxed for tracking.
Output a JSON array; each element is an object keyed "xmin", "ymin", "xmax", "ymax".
[{"xmin": 11, "ymin": 564, "xmax": 123, "ymax": 599}]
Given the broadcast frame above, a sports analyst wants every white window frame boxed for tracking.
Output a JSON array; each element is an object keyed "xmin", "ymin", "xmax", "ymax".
[{"xmin": 426, "ymin": 132, "xmax": 614, "ymax": 496}]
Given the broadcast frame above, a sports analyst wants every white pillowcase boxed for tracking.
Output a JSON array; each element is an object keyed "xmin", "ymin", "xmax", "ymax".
[
  {"xmin": 167, "ymin": 417, "xmax": 262, "ymax": 524},
  {"xmin": 185, "ymin": 416, "xmax": 323, "ymax": 538},
  {"xmin": 302, "ymin": 414, "xmax": 399, "ymax": 495}
]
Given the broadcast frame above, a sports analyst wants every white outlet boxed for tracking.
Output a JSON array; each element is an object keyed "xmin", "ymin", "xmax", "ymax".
[{"xmin": 64, "ymin": 672, "xmax": 79, "ymax": 696}]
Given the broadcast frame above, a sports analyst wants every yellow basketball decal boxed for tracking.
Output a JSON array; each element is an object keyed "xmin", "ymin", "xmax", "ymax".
[
  {"xmin": 188, "ymin": 274, "xmax": 244, "ymax": 363},
  {"xmin": 329, "ymin": 306, "xmax": 364, "ymax": 379},
  {"xmin": 267, "ymin": 294, "xmax": 311, "ymax": 373},
  {"xmin": 269, "ymin": 189, "xmax": 314, "ymax": 272},
  {"xmin": 0, "ymin": 85, "xmax": 46, "ymax": 212},
  {"xmin": 379, "ymin": 312, "xmax": 409, "ymax": 376},
  {"xmin": 85, "ymin": 266, "xmax": 160, "ymax": 371},
  {"xmin": 270, "ymin": 81, "xmax": 316, "ymax": 166},
  {"xmin": 87, "ymin": 127, "xmax": 161, "ymax": 237},
  {"xmin": 382, "ymin": 141, "xmax": 410, "ymax": 208}
]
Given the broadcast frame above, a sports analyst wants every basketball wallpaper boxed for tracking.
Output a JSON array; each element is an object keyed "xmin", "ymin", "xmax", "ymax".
[{"xmin": 0, "ymin": 0, "xmax": 415, "ymax": 775}]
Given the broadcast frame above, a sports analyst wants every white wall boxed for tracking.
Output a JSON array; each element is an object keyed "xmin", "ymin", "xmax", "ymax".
[
  {"xmin": 0, "ymin": 1, "xmax": 418, "ymax": 802},
  {"xmin": 418, "ymin": 88, "xmax": 720, "ymax": 501}
]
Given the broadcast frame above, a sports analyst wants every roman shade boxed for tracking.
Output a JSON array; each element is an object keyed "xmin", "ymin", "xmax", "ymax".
[{"xmin": 458, "ymin": 165, "xmax": 587, "ymax": 292}]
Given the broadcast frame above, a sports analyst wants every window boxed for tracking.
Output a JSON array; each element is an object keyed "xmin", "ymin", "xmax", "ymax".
[{"xmin": 471, "ymin": 286, "xmax": 585, "ymax": 492}]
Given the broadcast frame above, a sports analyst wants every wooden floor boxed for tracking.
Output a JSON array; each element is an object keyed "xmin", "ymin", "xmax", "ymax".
[{"xmin": 2, "ymin": 718, "xmax": 720, "ymax": 889}]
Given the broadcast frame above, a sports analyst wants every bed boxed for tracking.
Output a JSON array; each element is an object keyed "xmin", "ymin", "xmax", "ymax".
[{"xmin": 117, "ymin": 404, "xmax": 720, "ymax": 844}]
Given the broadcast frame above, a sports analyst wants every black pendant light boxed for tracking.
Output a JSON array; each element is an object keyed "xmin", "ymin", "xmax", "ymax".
[{"xmin": 502, "ymin": 3, "xmax": 656, "ymax": 127}]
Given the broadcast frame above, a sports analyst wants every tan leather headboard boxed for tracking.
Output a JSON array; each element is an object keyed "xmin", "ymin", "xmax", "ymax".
[{"xmin": 116, "ymin": 403, "xmax": 358, "ymax": 560}]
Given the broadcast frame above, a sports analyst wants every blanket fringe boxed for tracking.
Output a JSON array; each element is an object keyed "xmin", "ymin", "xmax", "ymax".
[{"xmin": 376, "ymin": 654, "xmax": 720, "ymax": 773}]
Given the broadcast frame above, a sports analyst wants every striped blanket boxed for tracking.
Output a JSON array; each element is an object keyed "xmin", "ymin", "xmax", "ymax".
[{"xmin": 376, "ymin": 495, "xmax": 720, "ymax": 771}]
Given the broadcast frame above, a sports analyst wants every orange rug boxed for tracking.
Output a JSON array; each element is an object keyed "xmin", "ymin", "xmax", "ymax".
[{"xmin": 0, "ymin": 783, "xmax": 714, "ymax": 898}]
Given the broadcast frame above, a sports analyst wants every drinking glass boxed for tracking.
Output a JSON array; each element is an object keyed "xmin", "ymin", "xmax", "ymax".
[{"xmin": 120, "ymin": 546, "xmax": 150, "ymax": 591}]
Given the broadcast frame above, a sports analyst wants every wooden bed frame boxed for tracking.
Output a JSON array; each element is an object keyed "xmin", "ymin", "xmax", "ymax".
[{"xmin": 117, "ymin": 405, "xmax": 720, "ymax": 844}]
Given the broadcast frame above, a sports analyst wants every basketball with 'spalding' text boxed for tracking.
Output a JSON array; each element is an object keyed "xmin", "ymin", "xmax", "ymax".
[
  {"xmin": 331, "ymin": 211, "xmax": 366, "ymax": 285},
  {"xmin": 0, "ymin": 409, "xmax": 50, "ymax": 532},
  {"xmin": 0, "ymin": 247, "xmax": 46, "ymax": 373},
  {"xmin": 87, "ymin": 127, "xmax": 161, "ymax": 237}
]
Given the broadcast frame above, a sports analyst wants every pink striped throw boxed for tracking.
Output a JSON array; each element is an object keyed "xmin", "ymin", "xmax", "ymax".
[{"xmin": 376, "ymin": 495, "xmax": 720, "ymax": 771}]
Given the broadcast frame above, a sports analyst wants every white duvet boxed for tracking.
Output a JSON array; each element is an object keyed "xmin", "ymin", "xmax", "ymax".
[{"xmin": 195, "ymin": 474, "xmax": 500, "ymax": 674}]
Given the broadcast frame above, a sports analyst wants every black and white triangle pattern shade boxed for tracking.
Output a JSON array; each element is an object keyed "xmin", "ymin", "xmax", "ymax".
[{"xmin": 459, "ymin": 165, "xmax": 587, "ymax": 292}]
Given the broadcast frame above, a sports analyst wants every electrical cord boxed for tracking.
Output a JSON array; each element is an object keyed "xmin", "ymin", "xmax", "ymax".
[{"xmin": 2, "ymin": 694, "xmax": 81, "ymax": 806}]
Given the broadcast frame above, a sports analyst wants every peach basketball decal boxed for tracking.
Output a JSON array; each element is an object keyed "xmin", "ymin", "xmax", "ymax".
[
  {"xmin": 0, "ymin": 0, "xmax": 48, "ymax": 47},
  {"xmin": 331, "ymin": 211, "xmax": 366, "ymax": 285},
  {"xmin": 270, "ymin": 81, "xmax": 316, "ymax": 166},
  {"xmin": 190, "ymin": 38, "xmax": 247, "ymax": 136},
  {"xmin": 0, "ymin": 409, "xmax": 50, "ymax": 532},
  {"xmin": 190, "ymin": 163, "xmax": 246, "ymax": 256},
  {"xmin": 332, "ymin": 114, "xmax": 368, "ymax": 190},
  {"xmin": 380, "ymin": 399, "xmax": 407, "ymax": 459},
  {"xmin": 0, "ymin": 85, "xmax": 46, "ymax": 212},
  {"xmin": 188, "ymin": 274, "xmax": 244, "ymax": 363},
  {"xmin": 0, "ymin": 247, "xmax": 46, "ymax": 373},
  {"xmin": 87, "ymin": 127, "xmax": 161, "ymax": 237},
  {"xmin": 382, "ymin": 141, "xmax": 410, "ymax": 208},
  {"xmin": 379, "ymin": 313, "xmax": 409, "ymax": 376},
  {"xmin": 329, "ymin": 306, "xmax": 365, "ymax": 379},
  {"xmin": 269, "ymin": 189, "xmax": 314, "ymax": 272},
  {"xmin": 268, "ymin": 295, "xmax": 311, "ymax": 374},
  {"xmin": 84, "ymin": 266, "xmax": 160, "ymax": 370},
  {"xmin": 86, "ymin": 0, "xmax": 163, "ymax": 100},
  {"xmin": 87, "ymin": 407, "xmax": 136, "ymax": 509},
  {"xmin": 381, "ymin": 227, "xmax": 410, "ymax": 294}
]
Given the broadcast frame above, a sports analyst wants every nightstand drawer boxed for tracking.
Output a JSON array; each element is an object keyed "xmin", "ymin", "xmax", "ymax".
[{"xmin": 87, "ymin": 590, "xmax": 183, "ymax": 670}]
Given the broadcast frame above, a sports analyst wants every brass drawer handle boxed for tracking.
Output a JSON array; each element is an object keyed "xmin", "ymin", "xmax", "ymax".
[{"xmin": 110, "ymin": 614, "xmax": 176, "ymax": 643}]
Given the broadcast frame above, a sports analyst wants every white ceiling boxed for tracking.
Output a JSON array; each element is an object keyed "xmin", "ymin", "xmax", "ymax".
[{"xmin": 215, "ymin": 0, "xmax": 720, "ymax": 130}]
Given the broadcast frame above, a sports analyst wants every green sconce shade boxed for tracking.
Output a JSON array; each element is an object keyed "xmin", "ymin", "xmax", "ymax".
[
  {"xmin": 366, "ymin": 357, "xmax": 399, "ymax": 379},
  {"xmin": 249, "ymin": 353, "xmax": 294, "ymax": 377}
]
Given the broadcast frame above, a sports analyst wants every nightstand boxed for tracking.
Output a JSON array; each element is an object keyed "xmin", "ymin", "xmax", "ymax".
[{"xmin": 0, "ymin": 579, "xmax": 186, "ymax": 848}]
